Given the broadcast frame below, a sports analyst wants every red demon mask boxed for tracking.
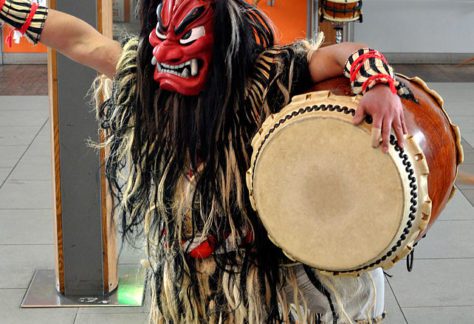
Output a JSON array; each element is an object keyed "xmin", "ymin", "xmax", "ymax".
[{"xmin": 149, "ymin": 0, "xmax": 215, "ymax": 96}]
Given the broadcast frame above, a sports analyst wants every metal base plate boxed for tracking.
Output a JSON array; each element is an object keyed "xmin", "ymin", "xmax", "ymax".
[{"xmin": 21, "ymin": 266, "xmax": 147, "ymax": 308}]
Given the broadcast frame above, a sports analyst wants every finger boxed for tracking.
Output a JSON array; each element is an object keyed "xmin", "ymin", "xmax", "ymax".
[
  {"xmin": 371, "ymin": 113, "xmax": 384, "ymax": 148},
  {"xmin": 381, "ymin": 118, "xmax": 391, "ymax": 153},
  {"xmin": 371, "ymin": 127, "xmax": 382, "ymax": 148},
  {"xmin": 400, "ymin": 113, "xmax": 408, "ymax": 135},
  {"xmin": 372, "ymin": 113, "xmax": 383, "ymax": 130},
  {"xmin": 393, "ymin": 120, "xmax": 405, "ymax": 149},
  {"xmin": 353, "ymin": 105, "xmax": 366, "ymax": 125}
]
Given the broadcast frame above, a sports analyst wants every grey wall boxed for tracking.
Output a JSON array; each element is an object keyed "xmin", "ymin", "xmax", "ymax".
[{"xmin": 353, "ymin": 0, "xmax": 474, "ymax": 63}]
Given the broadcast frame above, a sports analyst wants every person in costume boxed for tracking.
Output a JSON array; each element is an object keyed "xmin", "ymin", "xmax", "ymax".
[{"xmin": 0, "ymin": 0, "xmax": 411, "ymax": 322}]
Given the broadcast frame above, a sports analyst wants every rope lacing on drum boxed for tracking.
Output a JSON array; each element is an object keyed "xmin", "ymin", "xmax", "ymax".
[
  {"xmin": 406, "ymin": 233, "xmax": 426, "ymax": 272},
  {"xmin": 406, "ymin": 249, "xmax": 415, "ymax": 272},
  {"xmin": 304, "ymin": 265, "xmax": 338, "ymax": 324}
]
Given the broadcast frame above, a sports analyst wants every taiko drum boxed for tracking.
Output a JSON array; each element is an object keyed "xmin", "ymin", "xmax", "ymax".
[
  {"xmin": 320, "ymin": 0, "xmax": 363, "ymax": 23},
  {"xmin": 247, "ymin": 75, "xmax": 463, "ymax": 275}
]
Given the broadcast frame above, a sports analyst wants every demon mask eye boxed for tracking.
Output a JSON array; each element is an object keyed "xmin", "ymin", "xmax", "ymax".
[
  {"xmin": 180, "ymin": 26, "xmax": 205, "ymax": 45},
  {"xmin": 156, "ymin": 26, "xmax": 167, "ymax": 40}
]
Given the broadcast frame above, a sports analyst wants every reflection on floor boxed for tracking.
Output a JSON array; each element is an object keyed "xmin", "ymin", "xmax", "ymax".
[
  {"xmin": 0, "ymin": 65, "xmax": 48, "ymax": 96},
  {"xmin": 1, "ymin": 64, "xmax": 474, "ymax": 96},
  {"xmin": 0, "ymin": 65, "xmax": 473, "ymax": 323}
]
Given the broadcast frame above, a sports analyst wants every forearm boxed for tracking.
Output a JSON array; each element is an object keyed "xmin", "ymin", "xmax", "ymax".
[
  {"xmin": 41, "ymin": 9, "xmax": 122, "ymax": 78},
  {"xmin": 309, "ymin": 42, "xmax": 368, "ymax": 83}
]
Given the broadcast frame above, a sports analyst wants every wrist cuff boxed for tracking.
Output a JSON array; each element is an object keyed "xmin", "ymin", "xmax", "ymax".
[
  {"xmin": 0, "ymin": 0, "xmax": 48, "ymax": 44},
  {"xmin": 344, "ymin": 48, "xmax": 416, "ymax": 101}
]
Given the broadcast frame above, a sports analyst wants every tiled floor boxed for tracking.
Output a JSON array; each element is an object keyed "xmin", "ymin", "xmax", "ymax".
[{"xmin": 0, "ymin": 66, "xmax": 473, "ymax": 323}]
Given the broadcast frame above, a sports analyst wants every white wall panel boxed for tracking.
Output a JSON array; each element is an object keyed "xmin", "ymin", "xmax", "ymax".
[{"xmin": 353, "ymin": 0, "xmax": 474, "ymax": 53}]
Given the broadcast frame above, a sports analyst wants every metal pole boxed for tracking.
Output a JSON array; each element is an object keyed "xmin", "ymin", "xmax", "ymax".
[
  {"xmin": 313, "ymin": 0, "xmax": 319, "ymax": 42},
  {"xmin": 0, "ymin": 23, "xmax": 4, "ymax": 65},
  {"xmin": 344, "ymin": 22, "xmax": 355, "ymax": 42},
  {"xmin": 307, "ymin": 0, "xmax": 311, "ymax": 38},
  {"xmin": 307, "ymin": 0, "xmax": 319, "ymax": 42}
]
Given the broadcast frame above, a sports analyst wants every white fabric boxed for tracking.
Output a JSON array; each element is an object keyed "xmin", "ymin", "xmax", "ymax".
[
  {"xmin": 285, "ymin": 265, "xmax": 385, "ymax": 323},
  {"xmin": 13, "ymin": 30, "xmax": 22, "ymax": 44}
]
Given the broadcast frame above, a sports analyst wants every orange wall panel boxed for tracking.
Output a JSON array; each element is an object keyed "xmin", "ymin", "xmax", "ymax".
[
  {"xmin": 2, "ymin": 25, "xmax": 47, "ymax": 53},
  {"xmin": 248, "ymin": 0, "xmax": 308, "ymax": 45},
  {"xmin": 1, "ymin": 2, "xmax": 307, "ymax": 51}
]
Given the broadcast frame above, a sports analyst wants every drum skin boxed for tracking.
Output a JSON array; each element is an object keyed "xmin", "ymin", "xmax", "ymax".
[{"xmin": 312, "ymin": 75, "xmax": 464, "ymax": 237}]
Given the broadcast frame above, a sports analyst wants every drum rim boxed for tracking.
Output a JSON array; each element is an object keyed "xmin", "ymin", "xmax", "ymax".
[
  {"xmin": 396, "ymin": 74, "xmax": 464, "ymax": 166},
  {"xmin": 319, "ymin": 8, "xmax": 362, "ymax": 23},
  {"xmin": 247, "ymin": 91, "xmax": 432, "ymax": 275}
]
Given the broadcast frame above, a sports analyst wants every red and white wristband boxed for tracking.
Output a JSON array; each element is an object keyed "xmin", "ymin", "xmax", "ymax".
[
  {"xmin": 344, "ymin": 48, "xmax": 415, "ymax": 100},
  {"xmin": 0, "ymin": 0, "xmax": 48, "ymax": 45}
]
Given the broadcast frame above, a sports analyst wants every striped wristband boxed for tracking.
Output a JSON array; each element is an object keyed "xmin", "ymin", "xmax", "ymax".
[
  {"xmin": 0, "ymin": 0, "xmax": 48, "ymax": 44},
  {"xmin": 344, "ymin": 48, "xmax": 415, "ymax": 101}
]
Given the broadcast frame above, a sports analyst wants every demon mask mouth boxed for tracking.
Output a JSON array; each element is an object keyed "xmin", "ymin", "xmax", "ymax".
[{"xmin": 149, "ymin": 0, "xmax": 215, "ymax": 96}]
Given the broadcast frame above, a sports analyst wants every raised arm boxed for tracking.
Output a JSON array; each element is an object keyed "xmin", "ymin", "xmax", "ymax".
[
  {"xmin": 0, "ymin": 0, "xmax": 122, "ymax": 78},
  {"xmin": 41, "ymin": 9, "xmax": 122, "ymax": 78}
]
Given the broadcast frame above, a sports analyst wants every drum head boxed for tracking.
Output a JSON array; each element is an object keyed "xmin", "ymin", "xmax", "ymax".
[{"xmin": 252, "ymin": 115, "xmax": 405, "ymax": 271}]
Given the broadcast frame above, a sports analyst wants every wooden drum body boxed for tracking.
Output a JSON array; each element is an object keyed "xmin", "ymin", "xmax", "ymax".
[
  {"xmin": 320, "ymin": 0, "xmax": 363, "ymax": 23},
  {"xmin": 247, "ymin": 76, "xmax": 463, "ymax": 275}
]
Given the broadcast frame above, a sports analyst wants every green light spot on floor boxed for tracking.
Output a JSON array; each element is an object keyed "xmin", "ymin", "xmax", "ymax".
[{"xmin": 117, "ymin": 282, "xmax": 144, "ymax": 306}]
